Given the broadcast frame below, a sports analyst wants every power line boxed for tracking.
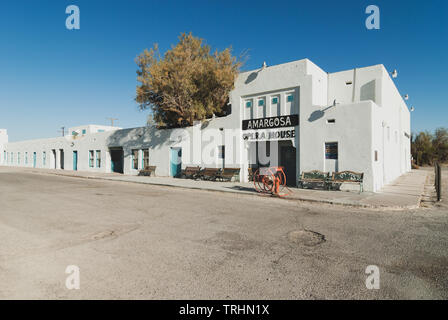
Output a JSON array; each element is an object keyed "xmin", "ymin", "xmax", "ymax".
[{"xmin": 58, "ymin": 126, "xmax": 67, "ymax": 137}]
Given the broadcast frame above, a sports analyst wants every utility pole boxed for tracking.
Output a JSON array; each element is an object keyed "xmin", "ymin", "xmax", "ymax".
[
  {"xmin": 107, "ymin": 117, "xmax": 118, "ymax": 127},
  {"xmin": 58, "ymin": 126, "xmax": 67, "ymax": 137}
]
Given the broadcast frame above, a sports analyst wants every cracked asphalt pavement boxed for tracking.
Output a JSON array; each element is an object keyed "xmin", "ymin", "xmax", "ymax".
[{"xmin": 0, "ymin": 167, "xmax": 447, "ymax": 299}]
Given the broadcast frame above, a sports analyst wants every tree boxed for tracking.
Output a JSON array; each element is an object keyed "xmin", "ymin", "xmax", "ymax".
[
  {"xmin": 135, "ymin": 33, "xmax": 242, "ymax": 128},
  {"xmin": 432, "ymin": 127, "xmax": 448, "ymax": 162},
  {"xmin": 412, "ymin": 131, "xmax": 434, "ymax": 165},
  {"xmin": 411, "ymin": 128, "xmax": 448, "ymax": 165},
  {"xmin": 146, "ymin": 113, "xmax": 156, "ymax": 127}
]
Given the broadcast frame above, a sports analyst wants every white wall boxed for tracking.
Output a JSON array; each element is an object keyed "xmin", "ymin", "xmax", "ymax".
[
  {"xmin": 326, "ymin": 64, "xmax": 411, "ymax": 191},
  {"xmin": 300, "ymin": 100, "xmax": 375, "ymax": 191}
]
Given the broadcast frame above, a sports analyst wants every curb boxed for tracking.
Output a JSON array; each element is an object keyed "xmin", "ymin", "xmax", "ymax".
[{"xmin": 34, "ymin": 170, "xmax": 421, "ymax": 211}]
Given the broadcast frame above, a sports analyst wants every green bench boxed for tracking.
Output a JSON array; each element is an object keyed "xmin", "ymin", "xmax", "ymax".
[
  {"xmin": 328, "ymin": 171, "xmax": 364, "ymax": 193},
  {"xmin": 248, "ymin": 168, "xmax": 256, "ymax": 182},
  {"xmin": 298, "ymin": 170, "xmax": 329, "ymax": 189}
]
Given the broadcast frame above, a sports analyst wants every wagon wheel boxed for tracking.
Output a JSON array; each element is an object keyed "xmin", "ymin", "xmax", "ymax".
[
  {"xmin": 253, "ymin": 168, "xmax": 273, "ymax": 194},
  {"xmin": 253, "ymin": 168, "xmax": 264, "ymax": 193}
]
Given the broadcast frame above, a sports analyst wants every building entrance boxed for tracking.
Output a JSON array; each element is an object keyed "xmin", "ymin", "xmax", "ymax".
[
  {"xmin": 110, "ymin": 148, "xmax": 124, "ymax": 173},
  {"xmin": 248, "ymin": 140, "xmax": 297, "ymax": 186}
]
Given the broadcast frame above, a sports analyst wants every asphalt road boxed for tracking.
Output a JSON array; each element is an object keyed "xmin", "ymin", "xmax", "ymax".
[{"xmin": 0, "ymin": 167, "xmax": 447, "ymax": 299}]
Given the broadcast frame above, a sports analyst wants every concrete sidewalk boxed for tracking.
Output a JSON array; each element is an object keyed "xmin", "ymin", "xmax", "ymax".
[{"xmin": 5, "ymin": 167, "xmax": 429, "ymax": 210}]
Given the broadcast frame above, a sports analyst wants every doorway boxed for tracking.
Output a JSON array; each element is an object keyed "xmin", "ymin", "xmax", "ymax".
[
  {"xmin": 52, "ymin": 149, "xmax": 56, "ymax": 169},
  {"xmin": 60, "ymin": 149, "xmax": 64, "ymax": 170},
  {"xmin": 33, "ymin": 152, "xmax": 37, "ymax": 168},
  {"xmin": 73, "ymin": 151, "xmax": 78, "ymax": 171},
  {"xmin": 279, "ymin": 141, "xmax": 297, "ymax": 187},
  {"xmin": 170, "ymin": 147, "xmax": 182, "ymax": 177},
  {"xmin": 110, "ymin": 148, "xmax": 124, "ymax": 173}
]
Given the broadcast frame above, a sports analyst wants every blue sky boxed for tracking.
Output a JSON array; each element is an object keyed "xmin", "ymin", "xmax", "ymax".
[{"xmin": 0, "ymin": 0, "xmax": 446, "ymax": 142}]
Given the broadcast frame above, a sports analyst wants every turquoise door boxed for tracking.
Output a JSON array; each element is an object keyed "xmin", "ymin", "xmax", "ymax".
[
  {"xmin": 170, "ymin": 148, "xmax": 182, "ymax": 177},
  {"xmin": 33, "ymin": 152, "xmax": 36, "ymax": 168},
  {"xmin": 73, "ymin": 151, "xmax": 78, "ymax": 171}
]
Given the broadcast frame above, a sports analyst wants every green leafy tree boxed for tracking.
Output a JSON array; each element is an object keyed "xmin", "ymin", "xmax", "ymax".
[
  {"xmin": 135, "ymin": 33, "xmax": 242, "ymax": 128},
  {"xmin": 411, "ymin": 128, "xmax": 448, "ymax": 165},
  {"xmin": 412, "ymin": 131, "xmax": 434, "ymax": 165},
  {"xmin": 432, "ymin": 127, "xmax": 448, "ymax": 162}
]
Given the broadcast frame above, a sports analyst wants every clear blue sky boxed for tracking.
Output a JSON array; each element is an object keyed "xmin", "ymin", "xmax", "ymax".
[{"xmin": 0, "ymin": 0, "xmax": 446, "ymax": 142}]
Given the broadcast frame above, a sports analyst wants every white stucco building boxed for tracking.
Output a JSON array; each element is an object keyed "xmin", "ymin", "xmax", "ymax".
[{"xmin": 0, "ymin": 58, "xmax": 411, "ymax": 192}]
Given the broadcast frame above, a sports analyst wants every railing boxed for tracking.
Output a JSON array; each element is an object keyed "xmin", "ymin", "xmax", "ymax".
[{"xmin": 435, "ymin": 162, "xmax": 442, "ymax": 201}]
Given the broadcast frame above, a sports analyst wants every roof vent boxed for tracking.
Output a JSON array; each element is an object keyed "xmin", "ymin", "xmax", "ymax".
[{"xmin": 261, "ymin": 61, "xmax": 267, "ymax": 70}]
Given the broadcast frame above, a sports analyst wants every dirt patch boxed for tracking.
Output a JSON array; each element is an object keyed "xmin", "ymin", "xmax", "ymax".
[
  {"xmin": 203, "ymin": 231, "xmax": 259, "ymax": 251},
  {"xmin": 288, "ymin": 230, "xmax": 326, "ymax": 246}
]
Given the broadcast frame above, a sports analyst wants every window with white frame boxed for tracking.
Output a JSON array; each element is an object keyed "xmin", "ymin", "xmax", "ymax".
[
  {"xmin": 142, "ymin": 149, "xmax": 149, "ymax": 169},
  {"xmin": 325, "ymin": 142, "xmax": 338, "ymax": 160},
  {"xmin": 89, "ymin": 150, "xmax": 95, "ymax": 167},
  {"xmin": 96, "ymin": 150, "xmax": 101, "ymax": 168},
  {"xmin": 132, "ymin": 149, "xmax": 139, "ymax": 170},
  {"xmin": 218, "ymin": 145, "xmax": 225, "ymax": 159}
]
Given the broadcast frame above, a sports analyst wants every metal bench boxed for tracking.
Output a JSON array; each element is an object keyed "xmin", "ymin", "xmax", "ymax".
[
  {"xmin": 181, "ymin": 166, "xmax": 201, "ymax": 179},
  {"xmin": 198, "ymin": 168, "xmax": 220, "ymax": 181},
  {"xmin": 328, "ymin": 171, "xmax": 364, "ymax": 193},
  {"xmin": 248, "ymin": 168, "xmax": 256, "ymax": 182},
  {"xmin": 138, "ymin": 165, "xmax": 156, "ymax": 177},
  {"xmin": 216, "ymin": 168, "xmax": 240, "ymax": 182},
  {"xmin": 298, "ymin": 170, "xmax": 329, "ymax": 189}
]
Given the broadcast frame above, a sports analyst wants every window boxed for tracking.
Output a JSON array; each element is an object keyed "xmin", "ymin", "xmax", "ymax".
[
  {"xmin": 43, "ymin": 152, "xmax": 46, "ymax": 166},
  {"xmin": 287, "ymin": 94, "xmax": 294, "ymax": 102},
  {"xmin": 327, "ymin": 119, "xmax": 335, "ymax": 124},
  {"xmin": 142, "ymin": 149, "xmax": 149, "ymax": 169},
  {"xmin": 258, "ymin": 98, "xmax": 265, "ymax": 107},
  {"xmin": 375, "ymin": 150, "xmax": 378, "ymax": 162},
  {"xmin": 325, "ymin": 142, "xmax": 338, "ymax": 160},
  {"xmin": 18, "ymin": 152, "xmax": 21, "ymax": 164},
  {"xmin": 245, "ymin": 100, "xmax": 252, "ymax": 108},
  {"xmin": 98, "ymin": 129, "xmax": 105, "ymax": 133},
  {"xmin": 96, "ymin": 150, "xmax": 101, "ymax": 168},
  {"xmin": 3, "ymin": 151, "xmax": 5, "ymax": 163},
  {"xmin": 132, "ymin": 149, "xmax": 139, "ymax": 170},
  {"xmin": 25, "ymin": 152, "xmax": 28, "ymax": 164},
  {"xmin": 218, "ymin": 145, "xmax": 225, "ymax": 159},
  {"xmin": 346, "ymin": 81, "xmax": 353, "ymax": 85},
  {"xmin": 272, "ymin": 97, "xmax": 278, "ymax": 104},
  {"xmin": 82, "ymin": 129, "xmax": 86, "ymax": 135},
  {"xmin": 72, "ymin": 131, "xmax": 76, "ymax": 136},
  {"xmin": 89, "ymin": 150, "xmax": 94, "ymax": 167},
  {"xmin": 12, "ymin": 152, "xmax": 14, "ymax": 164}
]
